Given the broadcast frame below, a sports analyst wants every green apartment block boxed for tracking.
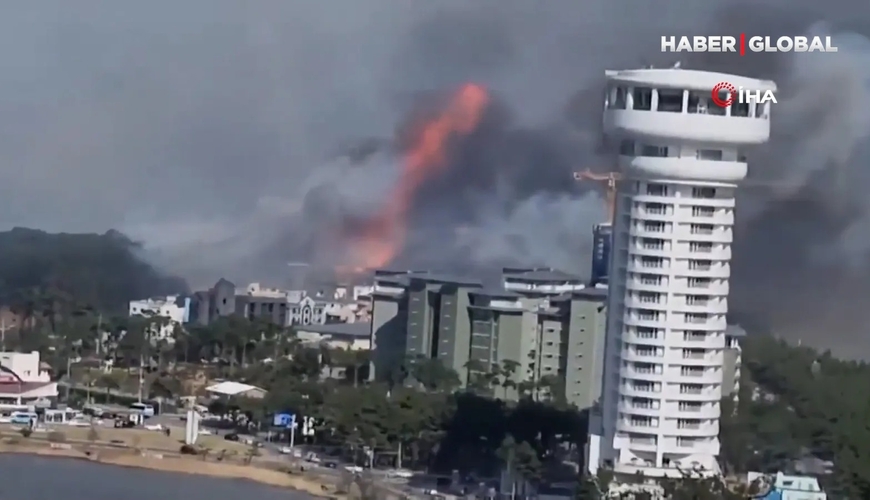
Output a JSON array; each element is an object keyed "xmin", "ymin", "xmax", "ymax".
[{"xmin": 369, "ymin": 268, "xmax": 609, "ymax": 412}]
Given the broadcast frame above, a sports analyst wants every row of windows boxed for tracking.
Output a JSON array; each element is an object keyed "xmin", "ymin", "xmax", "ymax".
[
  {"xmin": 607, "ymin": 85, "xmax": 769, "ymax": 119},
  {"xmin": 634, "ymin": 238, "xmax": 722, "ymax": 254},
  {"xmin": 633, "ymin": 309, "xmax": 715, "ymax": 321},
  {"xmin": 632, "ymin": 258, "xmax": 717, "ymax": 271},
  {"xmin": 637, "ymin": 203, "xmax": 722, "ymax": 218},
  {"xmin": 623, "ymin": 399, "xmax": 710, "ymax": 412},
  {"xmin": 627, "ymin": 381, "xmax": 715, "ymax": 392},
  {"xmin": 643, "ymin": 183, "xmax": 721, "ymax": 198},
  {"xmin": 633, "ymin": 291, "xmax": 716, "ymax": 304},
  {"xmin": 638, "ymin": 221, "xmax": 718, "ymax": 234},
  {"xmin": 629, "ymin": 329, "xmax": 713, "ymax": 341},
  {"xmin": 618, "ymin": 140, "xmax": 747, "ymax": 162}
]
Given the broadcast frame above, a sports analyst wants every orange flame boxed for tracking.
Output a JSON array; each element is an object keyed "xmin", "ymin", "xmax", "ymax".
[{"xmin": 346, "ymin": 83, "xmax": 489, "ymax": 271}]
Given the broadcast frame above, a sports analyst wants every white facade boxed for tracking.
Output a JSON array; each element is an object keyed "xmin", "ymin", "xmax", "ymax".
[
  {"xmin": 588, "ymin": 68, "xmax": 775, "ymax": 478},
  {"xmin": 0, "ymin": 351, "xmax": 51, "ymax": 383},
  {"xmin": 0, "ymin": 351, "xmax": 58, "ymax": 409},
  {"xmin": 129, "ymin": 295, "xmax": 188, "ymax": 340}
]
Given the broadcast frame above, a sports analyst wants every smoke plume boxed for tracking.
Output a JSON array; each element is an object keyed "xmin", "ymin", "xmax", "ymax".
[{"xmin": 3, "ymin": 1, "xmax": 870, "ymax": 357}]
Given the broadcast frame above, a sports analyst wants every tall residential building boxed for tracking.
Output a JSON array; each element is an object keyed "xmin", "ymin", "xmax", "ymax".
[
  {"xmin": 369, "ymin": 268, "xmax": 608, "ymax": 411},
  {"xmin": 591, "ymin": 223, "xmax": 613, "ymax": 286},
  {"xmin": 587, "ymin": 68, "xmax": 775, "ymax": 478}
]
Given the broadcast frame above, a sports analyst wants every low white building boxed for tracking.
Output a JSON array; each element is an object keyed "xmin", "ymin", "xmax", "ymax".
[
  {"xmin": 0, "ymin": 351, "xmax": 58, "ymax": 410},
  {"xmin": 129, "ymin": 295, "xmax": 189, "ymax": 339}
]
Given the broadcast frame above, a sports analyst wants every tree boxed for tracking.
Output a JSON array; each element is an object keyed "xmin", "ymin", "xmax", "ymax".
[
  {"xmin": 0, "ymin": 228, "xmax": 186, "ymax": 313},
  {"xmin": 407, "ymin": 356, "xmax": 460, "ymax": 392},
  {"xmin": 500, "ymin": 359, "xmax": 520, "ymax": 399}
]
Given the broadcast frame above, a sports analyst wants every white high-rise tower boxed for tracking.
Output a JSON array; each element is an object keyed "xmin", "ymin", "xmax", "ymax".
[{"xmin": 586, "ymin": 68, "xmax": 775, "ymax": 479}]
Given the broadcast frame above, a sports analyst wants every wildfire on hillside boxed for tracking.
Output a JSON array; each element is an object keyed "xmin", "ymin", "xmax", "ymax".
[{"xmin": 340, "ymin": 83, "xmax": 490, "ymax": 273}]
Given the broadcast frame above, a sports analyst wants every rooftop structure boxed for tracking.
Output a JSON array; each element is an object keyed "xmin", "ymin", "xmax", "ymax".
[
  {"xmin": 587, "ymin": 67, "xmax": 776, "ymax": 479},
  {"xmin": 205, "ymin": 381, "xmax": 267, "ymax": 399}
]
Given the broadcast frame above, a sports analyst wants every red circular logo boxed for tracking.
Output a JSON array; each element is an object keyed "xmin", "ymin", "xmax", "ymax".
[{"xmin": 711, "ymin": 82, "xmax": 736, "ymax": 108}]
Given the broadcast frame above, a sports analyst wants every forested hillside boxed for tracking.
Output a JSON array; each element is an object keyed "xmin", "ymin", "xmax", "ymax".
[
  {"xmin": 723, "ymin": 335, "xmax": 870, "ymax": 499},
  {"xmin": 0, "ymin": 227, "xmax": 187, "ymax": 312}
]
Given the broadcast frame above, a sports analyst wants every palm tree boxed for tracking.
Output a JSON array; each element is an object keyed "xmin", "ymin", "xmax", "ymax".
[{"xmin": 500, "ymin": 359, "xmax": 520, "ymax": 399}]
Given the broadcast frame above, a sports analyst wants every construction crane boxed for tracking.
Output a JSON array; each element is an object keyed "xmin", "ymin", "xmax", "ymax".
[{"xmin": 573, "ymin": 169, "xmax": 622, "ymax": 223}]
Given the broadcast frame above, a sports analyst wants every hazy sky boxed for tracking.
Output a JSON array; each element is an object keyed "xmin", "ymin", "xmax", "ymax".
[{"xmin": 4, "ymin": 1, "xmax": 870, "ymax": 356}]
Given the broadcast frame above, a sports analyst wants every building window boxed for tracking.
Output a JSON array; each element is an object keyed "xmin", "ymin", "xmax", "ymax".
[
  {"xmin": 685, "ymin": 295, "xmax": 709, "ymax": 307},
  {"xmin": 680, "ymin": 383, "xmax": 703, "ymax": 394},
  {"xmin": 692, "ymin": 187, "xmax": 716, "ymax": 198},
  {"xmin": 619, "ymin": 139, "xmax": 635, "ymax": 155},
  {"xmin": 635, "ymin": 346, "xmax": 658, "ymax": 358},
  {"xmin": 643, "ymin": 221, "xmax": 666, "ymax": 233},
  {"xmin": 639, "ymin": 274, "xmax": 662, "ymax": 286},
  {"xmin": 685, "ymin": 314, "xmax": 709, "ymax": 325},
  {"xmin": 689, "ymin": 242, "xmax": 713, "ymax": 253},
  {"xmin": 613, "ymin": 86, "xmax": 628, "ymax": 109},
  {"xmin": 637, "ymin": 292, "xmax": 660, "ymax": 303},
  {"xmin": 630, "ymin": 416, "xmax": 655, "ymax": 427},
  {"xmin": 684, "ymin": 330, "xmax": 707, "ymax": 341},
  {"xmin": 732, "ymin": 100, "xmax": 750, "ymax": 117},
  {"xmin": 677, "ymin": 437, "xmax": 696, "ymax": 448},
  {"xmin": 692, "ymin": 206, "xmax": 715, "ymax": 217},
  {"xmin": 641, "ymin": 238, "xmax": 665, "ymax": 250},
  {"xmin": 640, "ymin": 145, "xmax": 668, "ymax": 157},
  {"xmin": 632, "ymin": 381, "xmax": 656, "ymax": 392},
  {"xmin": 644, "ymin": 202, "xmax": 668, "ymax": 215},
  {"xmin": 688, "ymin": 90, "xmax": 728, "ymax": 116},
  {"xmin": 688, "ymin": 278, "xmax": 711, "ymax": 288},
  {"xmin": 679, "ymin": 402, "xmax": 702, "ymax": 412},
  {"xmin": 656, "ymin": 89, "xmax": 683, "ymax": 112},
  {"xmin": 640, "ymin": 256, "xmax": 664, "ymax": 268},
  {"xmin": 632, "ymin": 87, "xmax": 652, "ymax": 110},
  {"xmin": 646, "ymin": 183, "xmax": 668, "ymax": 196},
  {"xmin": 636, "ymin": 327, "xmax": 659, "ymax": 339},
  {"xmin": 690, "ymin": 224, "xmax": 714, "ymax": 235},
  {"xmin": 678, "ymin": 419, "xmax": 702, "ymax": 429},
  {"xmin": 696, "ymin": 149, "xmax": 723, "ymax": 161},
  {"xmin": 637, "ymin": 309, "xmax": 660, "ymax": 321},
  {"xmin": 688, "ymin": 260, "xmax": 712, "ymax": 271}
]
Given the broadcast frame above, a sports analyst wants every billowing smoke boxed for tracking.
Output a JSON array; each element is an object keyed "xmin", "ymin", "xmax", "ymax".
[{"xmin": 4, "ymin": 1, "xmax": 870, "ymax": 357}]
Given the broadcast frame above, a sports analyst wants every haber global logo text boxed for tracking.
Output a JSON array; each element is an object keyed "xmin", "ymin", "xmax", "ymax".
[
  {"xmin": 661, "ymin": 35, "xmax": 837, "ymax": 55},
  {"xmin": 711, "ymin": 82, "xmax": 776, "ymax": 108}
]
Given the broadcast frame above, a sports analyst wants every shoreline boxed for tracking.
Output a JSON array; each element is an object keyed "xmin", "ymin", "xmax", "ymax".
[{"xmin": 0, "ymin": 442, "xmax": 340, "ymax": 498}]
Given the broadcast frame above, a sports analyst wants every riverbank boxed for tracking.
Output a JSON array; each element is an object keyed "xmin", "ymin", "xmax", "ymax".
[{"xmin": 0, "ymin": 441, "xmax": 340, "ymax": 498}]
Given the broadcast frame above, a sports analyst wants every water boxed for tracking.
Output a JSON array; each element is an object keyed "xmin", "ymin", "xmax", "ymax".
[{"xmin": 0, "ymin": 455, "xmax": 315, "ymax": 500}]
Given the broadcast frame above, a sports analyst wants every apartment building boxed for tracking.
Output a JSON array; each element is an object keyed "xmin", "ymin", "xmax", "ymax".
[
  {"xmin": 369, "ymin": 268, "xmax": 609, "ymax": 411},
  {"xmin": 369, "ymin": 270, "xmax": 481, "ymax": 383}
]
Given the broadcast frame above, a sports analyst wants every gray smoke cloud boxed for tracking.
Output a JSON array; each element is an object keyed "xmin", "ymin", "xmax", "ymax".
[{"xmin": 2, "ymin": 1, "xmax": 870, "ymax": 356}]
